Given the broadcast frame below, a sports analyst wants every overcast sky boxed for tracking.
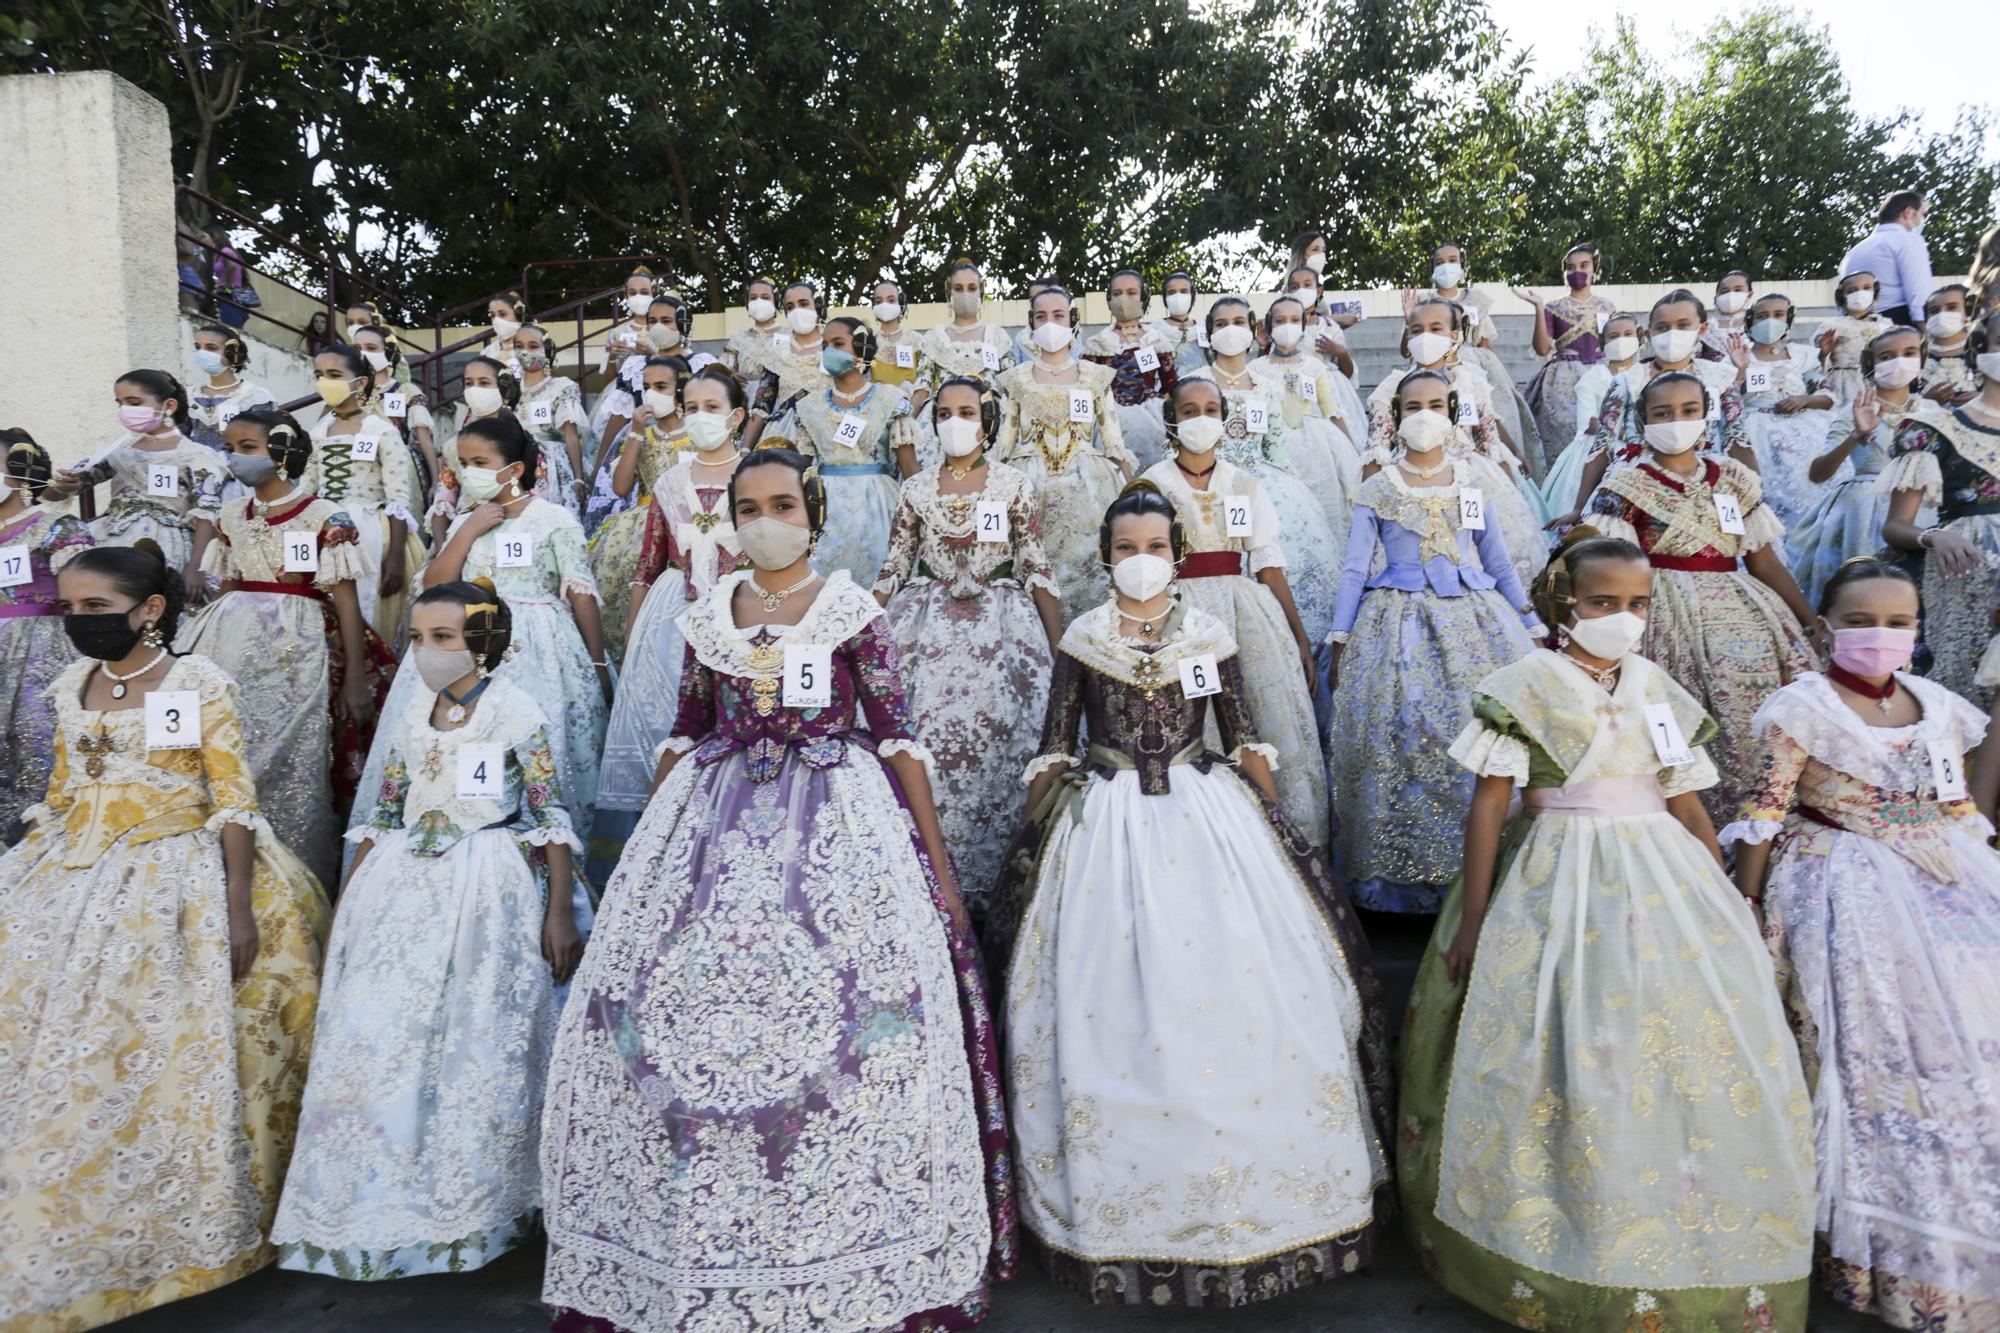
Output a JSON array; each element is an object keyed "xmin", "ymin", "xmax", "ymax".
[{"xmin": 1482, "ymin": 0, "xmax": 1997, "ymax": 147}]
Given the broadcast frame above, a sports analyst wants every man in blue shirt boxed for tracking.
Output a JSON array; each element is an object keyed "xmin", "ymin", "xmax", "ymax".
[{"xmin": 1840, "ymin": 188, "xmax": 1932, "ymax": 326}]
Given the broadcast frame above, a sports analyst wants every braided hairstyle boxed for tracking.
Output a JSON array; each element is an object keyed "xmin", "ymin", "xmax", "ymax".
[
  {"xmin": 2, "ymin": 427, "xmax": 53, "ymax": 501},
  {"xmin": 228, "ymin": 407, "xmax": 314, "ymax": 479},
  {"xmin": 1534, "ymin": 527, "xmax": 1648, "ymax": 632},
  {"xmin": 413, "ymin": 577, "xmax": 514, "ymax": 671}
]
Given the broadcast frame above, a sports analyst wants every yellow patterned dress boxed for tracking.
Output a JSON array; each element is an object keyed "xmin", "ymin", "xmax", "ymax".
[
  {"xmin": 0, "ymin": 653, "xmax": 329, "ymax": 1332},
  {"xmin": 587, "ymin": 422, "xmax": 689, "ymax": 665},
  {"xmin": 994, "ymin": 361, "xmax": 1130, "ymax": 621}
]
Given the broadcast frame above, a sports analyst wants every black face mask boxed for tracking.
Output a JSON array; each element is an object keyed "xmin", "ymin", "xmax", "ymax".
[{"xmin": 64, "ymin": 611, "xmax": 143, "ymax": 661}]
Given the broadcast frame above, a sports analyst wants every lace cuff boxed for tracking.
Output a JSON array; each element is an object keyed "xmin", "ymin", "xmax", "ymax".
[
  {"xmin": 316, "ymin": 535, "xmax": 370, "ymax": 587},
  {"xmin": 1879, "ymin": 448, "xmax": 1942, "ymax": 505},
  {"xmin": 426, "ymin": 494, "xmax": 459, "ymax": 523},
  {"xmin": 651, "ymin": 735, "xmax": 699, "ymax": 767},
  {"xmin": 877, "ymin": 737, "xmax": 937, "ymax": 784},
  {"xmin": 205, "ymin": 807, "xmax": 273, "ymax": 837},
  {"xmin": 343, "ymin": 823, "xmax": 386, "ymax": 845},
  {"xmin": 518, "ymin": 823, "xmax": 584, "ymax": 853},
  {"xmin": 1659, "ymin": 746, "xmax": 1720, "ymax": 798},
  {"xmin": 1022, "ymin": 753, "xmax": 1076, "ymax": 784},
  {"xmin": 1717, "ymin": 816, "xmax": 1783, "ymax": 847},
  {"xmin": 871, "ymin": 573, "xmax": 903, "ymax": 600},
  {"xmin": 20, "ymin": 802, "xmax": 57, "ymax": 829},
  {"xmin": 383, "ymin": 501, "xmax": 418, "ymax": 528},
  {"xmin": 1026, "ymin": 571, "xmax": 1061, "ymax": 598},
  {"xmin": 1447, "ymin": 720, "xmax": 1529, "ymax": 781},
  {"xmin": 561, "ymin": 576, "xmax": 601, "ymax": 603},
  {"xmin": 1229, "ymin": 742, "xmax": 1280, "ymax": 770}
]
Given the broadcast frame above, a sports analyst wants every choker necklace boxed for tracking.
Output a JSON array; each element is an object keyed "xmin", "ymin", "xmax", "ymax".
[
  {"xmin": 946, "ymin": 455, "xmax": 985, "ymax": 480},
  {"xmin": 753, "ymin": 569, "xmax": 818, "ymax": 612},
  {"xmin": 1827, "ymin": 663, "xmax": 1897, "ymax": 714},
  {"xmin": 1560, "ymin": 644, "xmax": 1621, "ymax": 690},
  {"xmin": 1400, "ymin": 453, "xmax": 1451, "ymax": 478},
  {"xmin": 439, "ymin": 675, "xmax": 490, "ymax": 724},
  {"xmin": 1118, "ymin": 601, "xmax": 1170, "ymax": 638},
  {"xmin": 1174, "ymin": 456, "xmax": 1217, "ymax": 483},
  {"xmin": 100, "ymin": 648, "xmax": 169, "ymax": 700}
]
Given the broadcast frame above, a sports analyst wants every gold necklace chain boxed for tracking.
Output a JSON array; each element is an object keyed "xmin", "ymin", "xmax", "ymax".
[{"xmin": 752, "ymin": 569, "xmax": 818, "ymax": 612}]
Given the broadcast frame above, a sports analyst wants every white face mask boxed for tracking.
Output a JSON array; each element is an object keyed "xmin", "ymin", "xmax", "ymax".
[
  {"xmin": 362, "ymin": 349, "xmax": 390, "ymax": 372},
  {"xmin": 746, "ymin": 297, "xmax": 777, "ymax": 323},
  {"xmin": 937, "ymin": 416, "xmax": 983, "ymax": 458},
  {"xmin": 872, "ymin": 301, "xmax": 902, "ymax": 324},
  {"xmin": 1978, "ymin": 352, "xmax": 2000, "ymax": 381},
  {"xmin": 625, "ymin": 294, "xmax": 653, "ymax": 317},
  {"xmin": 1928, "ymin": 310, "xmax": 1966, "ymax": 339},
  {"xmin": 1032, "ymin": 321, "xmax": 1074, "ymax": 353},
  {"xmin": 1644, "ymin": 419, "xmax": 1707, "ymax": 454},
  {"xmin": 1397, "ymin": 409, "xmax": 1455, "ymax": 452},
  {"xmin": 949, "ymin": 291, "xmax": 982, "ymax": 318},
  {"xmin": 642, "ymin": 388, "xmax": 678, "ymax": 418},
  {"xmin": 1649, "ymin": 327, "xmax": 1699, "ymax": 364},
  {"xmin": 1112, "ymin": 552, "xmax": 1175, "ymax": 602},
  {"xmin": 463, "ymin": 384, "xmax": 503, "ymax": 415},
  {"xmin": 1843, "ymin": 288, "xmax": 1875, "ymax": 313},
  {"xmin": 1303, "ymin": 251, "xmax": 1327, "ymax": 274},
  {"xmin": 346, "ymin": 323, "xmax": 367, "ymax": 341},
  {"xmin": 734, "ymin": 515, "xmax": 812, "ymax": 570},
  {"xmin": 1407, "ymin": 331, "xmax": 1454, "ymax": 366},
  {"xmin": 649, "ymin": 322, "xmax": 683, "ymax": 348},
  {"xmin": 1209, "ymin": 324, "xmax": 1255, "ymax": 358},
  {"xmin": 1566, "ymin": 609, "xmax": 1647, "ymax": 660},
  {"xmin": 785, "ymin": 306, "xmax": 819, "ymax": 335},
  {"xmin": 415, "ymin": 645, "xmax": 479, "ymax": 693},
  {"xmin": 684, "ymin": 409, "xmax": 735, "ymax": 450},
  {"xmin": 1714, "ymin": 290, "xmax": 1749, "ymax": 315},
  {"xmin": 1269, "ymin": 321, "xmax": 1304, "ymax": 350},
  {"xmin": 491, "ymin": 316, "xmax": 521, "ymax": 340},
  {"xmin": 1164, "ymin": 292, "xmax": 1193, "ymax": 318},
  {"xmin": 1431, "ymin": 261, "xmax": 1465, "ymax": 289},
  {"xmin": 1873, "ymin": 354, "xmax": 1920, "ymax": 390},
  {"xmin": 1176, "ymin": 416, "xmax": 1224, "ymax": 454},
  {"xmin": 1604, "ymin": 335, "xmax": 1640, "ymax": 363}
]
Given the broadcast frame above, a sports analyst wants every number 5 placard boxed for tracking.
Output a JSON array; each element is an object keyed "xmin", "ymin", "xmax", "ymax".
[{"xmin": 783, "ymin": 644, "xmax": 833, "ymax": 708}]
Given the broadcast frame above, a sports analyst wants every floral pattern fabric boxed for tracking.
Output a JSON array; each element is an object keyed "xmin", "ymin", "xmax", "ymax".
[
  {"xmin": 0, "ymin": 506, "xmax": 91, "ymax": 834},
  {"xmin": 73, "ymin": 434, "xmax": 228, "ymax": 570}
]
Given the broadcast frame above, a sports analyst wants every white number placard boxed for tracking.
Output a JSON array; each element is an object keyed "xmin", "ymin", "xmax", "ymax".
[
  {"xmin": 831, "ymin": 414, "xmax": 867, "ymax": 449},
  {"xmin": 282, "ymin": 532, "xmax": 319, "ymax": 574},
  {"xmin": 144, "ymin": 690, "xmax": 202, "ymax": 750},
  {"xmin": 382, "ymin": 392, "xmax": 407, "ymax": 416},
  {"xmin": 975, "ymin": 499, "xmax": 1008, "ymax": 543},
  {"xmin": 348, "ymin": 434, "xmax": 379, "ymax": 462},
  {"xmin": 495, "ymin": 532, "xmax": 534, "ymax": 568},
  {"xmin": 1223, "ymin": 497, "xmax": 1254, "ymax": 538},
  {"xmin": 1244, "ymin": 401, "xmax": 1270, "ymax": 435},
  {"xmin": 146, "ymin": 463, "xmax": 180, "ymax": 498},
  {"xmin": 783, "ymin": 643, "xmax": 833, "ymax": 708},
  {"xmin": 1068, "ymin": 389, "xmax": 1094, "ymax": 424},
  {"xmin": 1457, "ymin": 396, "xmax": 1479, "ymax": 426},
  {"xmin": 456, "ymin": 742, "xmax": 505, "ymax": 799},
  {"xmin": 529, "ymin": 399, "xmax": 554, "ymax": 428},
  {"xmin": 1177, "ymin": 652, "xmax": 1221, "ymax": 699},
  {"xmin": 981, "ymin": 344, "xmax": 1001, "ymax": 372},
  {"xmin": 1743, "ymin": 363, "xmax": 1775, "ymax": 394},
  {"xmin": 1458, "ymin": 487, "xmax": 1486, "ymax": 530},
  {"xmin": 0, "ymin": 544, "xmax": 29, "ymax": 588},
  {"xmin": 1299, "ymin": 376, "xmax": 1320, "ymax": 408},
  {"xmin": 1133, "ymin": 345, "xmax": 1161, "ymax": 373},
  {"xmin": 1713, "ymin": 492, "xmax": 1746, "ymax": 535},
  {"xmin": 894, "ymin": 344, "xmax": 916, "ymax": 369},
  {"xmin": 1643, "ymin": 703, "xmax": 1695, "ymax": 767},
  {"xmin": 1928, "ymin": 739, "xmax": 1969, "ymax": 802}
]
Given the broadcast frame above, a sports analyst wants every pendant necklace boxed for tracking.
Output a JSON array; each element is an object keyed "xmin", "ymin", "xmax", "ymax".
[
  {"xmin": 439, "ymin": 675, "xmax": 491, "ymax": 725},
  {"xmin": 1401, "ymin": 453, "xmax": 1451, "ymax": 479},
  {"xmin": 754, "ymin": 569, "xmax": 818, "ymax": 612},
  {"xmin": 100, "ymin": 648, "xmax": 169, "ymax": 700}
]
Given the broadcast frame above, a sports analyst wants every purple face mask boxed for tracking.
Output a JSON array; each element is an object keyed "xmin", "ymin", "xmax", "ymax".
[
  {"xmin": 1830, "ymin": 626, "xmax": 1916, "ymax": 677},
  {"xmin": 1565, "ymin": 270, "xmax": 1592, "ymax": 291}
]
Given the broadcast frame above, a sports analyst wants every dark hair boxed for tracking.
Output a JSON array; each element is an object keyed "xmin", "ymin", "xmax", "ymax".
[
  {"xmin": 1406, "ymin": 295, "xmax": 1466, "ymax": 341},
  {"xmin": 195, "ymin": 322, "xmax": 249, "ymax": 372},
  {"xmin": 1203, "ymin": 295, "xmax": 1254, "ymax": 359},
  {"xmin": 1287, "ymin": 265, "xmax": 1323, "ymax": 294},
  {"xmin": 1860, "ymin": 325, "xmax": 1925, "ymax": 390},
  {"xmin": 413, "ymin": 577, "xmax": 514, "ymax": 671},
  {"xmin": 228, "ymin": 407, "xmax": 314, "ymax": 479},
  {"xmin": 458, "ymin": 413, "xmax": 539, "ymax": 486},
  {"xmin": 355, "ymin": 322, "xmax": 402, "ymax": 371},
  {"xmin": 1818, "ymin": 555, "xmax": 1918, "ymax": 615},
  {"xmin": 933, "ymin": 375, "xmax": 999, "ymax": 441},
  {"xmin": 1602, "ymin": 311, "xmax": 1640, "ymax": 336},
  {"xmin": 781, "ymin": 280, "xmax": 825, "ymax": 320},
  {"xmin": 64, "ymin": 541, "xmax": 188, "ymax": 642},
  {"xmin": 316, "ymin": 342, "xmax": 377, "ymax": 401},
  {"xmin": 1877, "ymin": 189, "xmax": 1924, "ymax": 224},
  {"xmin": 1099, "ymin": 478, "xmax": 1186, "ymax": 565},
  {"xmin": 745, "ymin": 275, "xmax": 778, "ymax": 300},
  {"xmin": 1108, "ymin": 267, "xmax": 1150, "ymax": 304},
  {"xmin": 688, "ymin": 364, "xmax": 749, "ymax": 412},
  {"xmin": 1750, "ymin": 293, "xmax": 1795, "ymax": 325},
  {"xmin": 1162, "ymin": 269, "xmax": 1196, "ymax": 296},
  {"xmin": 729, "ymin": 445, "xmax": 826, "ymax": 534},
  {"xmin": 1716, "ymin": 270, "xmax": 1752, "ymax": 291},
  {"xmin": 1649, "ymin": 288, "xmax": 1707, "ymax": 325},
  {"xmin": 1265, "ymin": 294, "xmax": 1308, "ymax": 329},
  {"xmin": 2, "ymin": 427, "xmax": 52, "ymax": 500},
  {"xmin": 491, "ymin": 289, "xmax": 528, "ymax": 321},
  {"xmin": 116, "ymin": 369, "xmax": 192, "ymax": 433},
  {"xmin": 1432, "ymin": 240, "xmax": 1468, "ymax": 265},
  {"xmin": 1637, "ymin": 369, "xmax": 1711, "ymax": 418},
  {"xmin": 1972, "ymin": 307, "xmax": 2000, "ymax": 357},
  {"xmin": 1029, "ymin": 285, "xmax": 1078, "ymax": 327},
  {"xmin": 1563, "ymin": 242, "xmax": 1604, "ymax": 274},
  {"xmin": 1535, "ymin": 528, "xmax": 1648, "ymax": 630},
  {"xmin": 1161, "ymin": 376, "xmax": 1223, "ymax": 435},
  {"xmin": 639, "ymin": 354, "xmax": 688, "ymax": 392},
  {"xmin": 870, "ymin": 278, "xmax": 907, "ymax": 315},
  {"xmin": 1389, "ymin": 367, "xmax": 1461, "ymax": 425},
  {"xmin": 826, "ymin": 315, "xmax": 879, "ymax": 367},
  {"xmin": 465, "ymin": 355, "xmax": 521, "ymax": 410},
  {"xmin": 1926, "ymin": 283, "xmax": 1970, "ymax": 314},
  {"xmin": 944, "ymin": 259, "xmax": 982, "ymax": 294}
]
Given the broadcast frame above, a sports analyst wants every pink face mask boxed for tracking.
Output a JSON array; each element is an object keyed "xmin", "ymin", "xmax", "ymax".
[
  {"xmin": 1829, "ymin": 626, "xmax": 1916, "ymax": 676},
  {"xmin": 117, "ymin": 403, "xmax": 164, "ymax": 434}
]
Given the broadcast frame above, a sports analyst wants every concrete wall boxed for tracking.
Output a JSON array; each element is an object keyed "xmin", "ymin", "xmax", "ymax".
[
  {"xmin": 0, "ymin": 71, "xmax": 181, "ymax": 470},
  {"xmin": 176, "ymin": 314, "xmax": 320, "ymax": 416}
]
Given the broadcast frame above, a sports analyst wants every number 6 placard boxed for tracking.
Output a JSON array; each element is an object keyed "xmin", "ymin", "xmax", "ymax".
[
  {"xmin": 144, "ymin": 690, "xmax": 202, "ymax": 749},
  {"xmin": 1177, "ymin": 652, "xmax": 1221, "ymax": 699}
]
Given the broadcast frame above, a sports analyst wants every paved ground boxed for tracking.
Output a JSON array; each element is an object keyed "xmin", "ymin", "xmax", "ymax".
[{"xmin": 119, "ymin": 1235, "xmax": 1881, "ymax": 1332}]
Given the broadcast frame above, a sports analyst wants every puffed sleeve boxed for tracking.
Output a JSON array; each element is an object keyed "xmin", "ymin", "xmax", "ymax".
[
  {"xmin": 1095, "ymin": 379, "xmax": 1132, "ymax": 469},
  {"xmin": 200, "ymin": 527, "xmax": 235, "ymax": 580},
  {"xmin": 886, "ymin": 395, "xmax": 916, "ymax": 464},
  {"xmin": 1584, "ymin": 489, "xmax": 1640, "ymax": 544},
  {"xmin": 1723, "ymin": 462, "xmax": 1784, "ymax": 554},
  {"xmin": 871, "ymin": 484, "xmax": 922, "ymax": 600},
  {"xmin": 632, "ymin": 492, "xmax": 674, "ymax": 589},
  {"xmin": 555, "ymin": 381, "xmax": 588, "ymax": 433},
  {"xmin": 1023, "ymin": 648, "xmax": 1084, "ymax": 783},
  {"xmin": 549, "ymin": 511, "xmax": 600, "ymax": 603},
  {"xmin": 1589, "ymin": 381, "xmax": 1628, "ymax": 460},
  {"xmin": 1244, "ymin": 479, "xmax": 1286, "ymax": 573},
  {"xmin": 1879, "ymin": 442, "xmax": 1942, "ymax": 504},
  {"xmin": 848, "ymin": 613, "xmax": 934, "ymax": 779},
  {"xmin": 1719, "ymin": 718, "xmax": 1803, "ymax": 845},
  {"xmin": 376, "ymin": 419, "xmax": 421, "ymax": 526},
  {"xmin": 1447, "ymin": 693, "xmax": 1532, "ymax": 782},
  {"xmin": 42, "ymin": 514, "xmax": 94, "ymax": 570},
  {"xmin": 198, "ymin": 673, "xmax": 269, "ymax": 834},
  {"xmin": 187, "ymin": 451, "xmax": 228, "ymax": 528},
  {"xmin": 315, "ymin": 511, "xmax": 369, "ymax": 587},
  {"xmin": 655, "ymin": 641, "xmax": 716, "ymax": 763},
  {"xmin": 352, "ymin": 741, "xmax": 410, "ymax": 838},
  {"xmin": 513, "ymin": 723, "xmax": 580, "ymax": 851}
]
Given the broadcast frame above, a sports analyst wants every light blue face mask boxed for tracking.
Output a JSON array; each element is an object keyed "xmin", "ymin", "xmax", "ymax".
[
  {"xmin": 820, "ymin": 347, "xmax": 858, "ymax": 378},
  {"xmin": 194, "ymin": 349, "xmax": 227, "ymax": 375},
  {"xmin": 1748, "ymin": 316, "xmax": 1789, "ymax": 346}
]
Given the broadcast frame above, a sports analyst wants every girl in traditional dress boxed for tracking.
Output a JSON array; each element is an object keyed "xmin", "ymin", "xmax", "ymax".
[
  {"xmin": 987, "ymin": 481, "xmax": 1391, "ymax": 1309},
  {"xmin": 1414, "ymin": 242, "xmax": 1544, "ymax": 477},
  {"xmin": 757, "ymin": 280, "xmax": 833, "ymax": 413},
  {"xmin": 1517, "ymin": 242, "xmax": 1623, "ymax": 446},
  {"xmin": 874, "ymin": 377, "xmax": 1060, "ymax": 913},
  {"xmin": 1272, "ymin": 276, "xmax": 1372, "ymax": 454},
  {"xmin": 1081, "ymin": 267, "xmax": 1180, "ymax": 473},
  {"xmin": 760, "ymin": 316, "xmax": 913, "ymax": 583},
  {"xmin": 356, "ymin": 414, "xmax": 611, "ymax": 865},
  {"xmin": 187, "ymin": 322, "xmax": 275, "ymax": 454},
  {"xmin": 1703, "ymin": 269, "xmax": 1754, "ymax": 357},
  {"xmin": 1584, "ymin": 370, "xmax": 1817, "ymax": 823},
  {"xmin": 585, "ymin": 271, "xmax": 665, "ymax": 457},
  {"xmin": 513, "ymin": 322, "xmax": 590, "ymax": 518},
  {"xmin": 1185, "ymin": 296, "xmax": 1345, "ymax": 642},
  {"xmin": 1730, "ymin": 558, "xmax": 2000, "ymax": 1333},
  {"xmin": 540, "ymin": 447, "xmax": 1013, "ymax": 1333},
  {"xmin": 273, "ymin": 581, "xmax": 588, "ymax": 1282},
  {"xmin": 998, "ymin": 285, "xmax": 1133, "ymax": 621},
  {"xmin": 431, "ymin": 354, "xmax": 521, "ymax": 544},
  {"xmin": 1327, "ymin": 370, "xmax": 1542, "ymax": 913},
  {"xmin": 1819, "ymin": 271, "xmax": 1895, "ymax": 405},
  {"xmin": 588, "ymin": 354, "xmax": 690, "ymax": 665},
  {"xmin": 722, "ymin": 276, "xmax": 783, "ymax": 387},
  {"xmin": 0, "ymin": 430, "xmax": 91, "ymax": 834},
  {"xmin": 1882, "ymin": 308, "xmax": 2000, "ymax": 701},
  {"xmin": 1149, "ymin": 269, "xmax": 1209, "ymax": 375},
  {"xmin": 1249, "ymin": 293, "xmax": 1363, "ymax": 502},
  {"xmin": 589, "ymin": 367, "xmax": 744, "ymax": 882},
  {"xmin": 1537, "ymin": 313, "xmax": 1639, "ymax": 520},
  {"xmin": 483, "ymin": 291, "xmax": 528, "ymax": 379},
  {"xmin": 589, "ymin": 295, "xmax": 691, "ymax": 496},
  {"xmin": 305, "ymin": 343, "xmax": 425, "ymax": 643},
  {"xmin": 1397, "ymin": 533, "xmax": 1814, "ymax": 1333},
  {"xmin": 1554, "ymin": 288, "xmax": 1757, "ymax": 527},
  {"xmin": 1737, "ymin": 291, "xmax": 1837, "ymax": 527},
  {"xmin": 0, "ymin": 544, "xmax": 327, "ymax": 1331},
  {"xmin": 175, "ymin": 409, "xmax": 391, "ymax": 885},
  {"xmin": 913, "ymin": 259, "xmax": 1017, "ymax": 421},
  {"xmin": 1791, "ymin": 328, "xmax": 1941, "ymax": 604},
  {"xmin": 1143, "ymin": 378, "xmax": 1328, "ymax": 845},
  {"xmin": 1923, "ymin": 283, "xmax": 1979, "ymax": 405},
  {"xmin": 44, "ymin": 368, "xmax": 226, "ymax": 598},
  {"xmin": 869, "ymin": 279, "xmax": 923, "ymax": 393},
  {"xmin": 351, "ymin": 323, "xmax": 438, "ymax": 495}
]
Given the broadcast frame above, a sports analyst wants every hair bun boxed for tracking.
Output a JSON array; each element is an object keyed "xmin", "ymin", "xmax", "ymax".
[
  {"xmin": 131, "ymin": 538, "xmax": 168, "ymax": 567},
  {"xmin": 470, "ymin": 576, "xmax": 498, "ymax": 595},
  {"xmin": 1554, "ymin": 523, "xmax": 1604, "ymax": 553},
  {"xmin": 1117, "ymin": 477, "xmax": 1169, "ymax": 502}
]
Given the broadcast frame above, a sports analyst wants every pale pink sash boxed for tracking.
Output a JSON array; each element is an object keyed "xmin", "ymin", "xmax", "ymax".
[{"xmin": 1523, "ymin": 774, "xmax": 1665, "ymax": 817}]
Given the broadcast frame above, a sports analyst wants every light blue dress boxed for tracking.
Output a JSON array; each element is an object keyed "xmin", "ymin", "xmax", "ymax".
[
  {"xmin": 1788, "ymin": 401, "xmax": 1937, "ymax": 605},
  {"xmin": 765, "ymin": 383, "xmax": 908, "ymax": 587}
]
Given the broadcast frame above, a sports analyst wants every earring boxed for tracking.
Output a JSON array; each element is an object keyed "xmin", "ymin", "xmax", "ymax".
[
  {"xmin": 807, "ymin": 532, "xmax": 821, "ymax": 557},
  {"xmin": 141, "ymin": 622, "xmax": 165, "ymax": 649},
  {"xmin": 1554, "ymin": 623, "xmax": 1571, "ymax": 649}
]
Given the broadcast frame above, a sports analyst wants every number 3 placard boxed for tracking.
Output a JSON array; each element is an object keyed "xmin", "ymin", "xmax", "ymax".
[{"xmin": 144, "ymin": 690, "xmax": 202, "ymax": 749}]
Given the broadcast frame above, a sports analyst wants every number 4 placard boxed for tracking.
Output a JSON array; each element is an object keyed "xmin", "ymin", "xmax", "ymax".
[
  {"xmin": 1178, "ymin": 652, "xmax": 1221, "ymax": 699},
  {"xmin": 784, "ymin": 644, "xmax": 833, "ymax": 708},
  {"xmin": 456, "ymin": 743, "xmax": 505, "ymax": 799},
  {"xmin": 144, "ymin": 690, "xmax": 202, "ymax": 750}
]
